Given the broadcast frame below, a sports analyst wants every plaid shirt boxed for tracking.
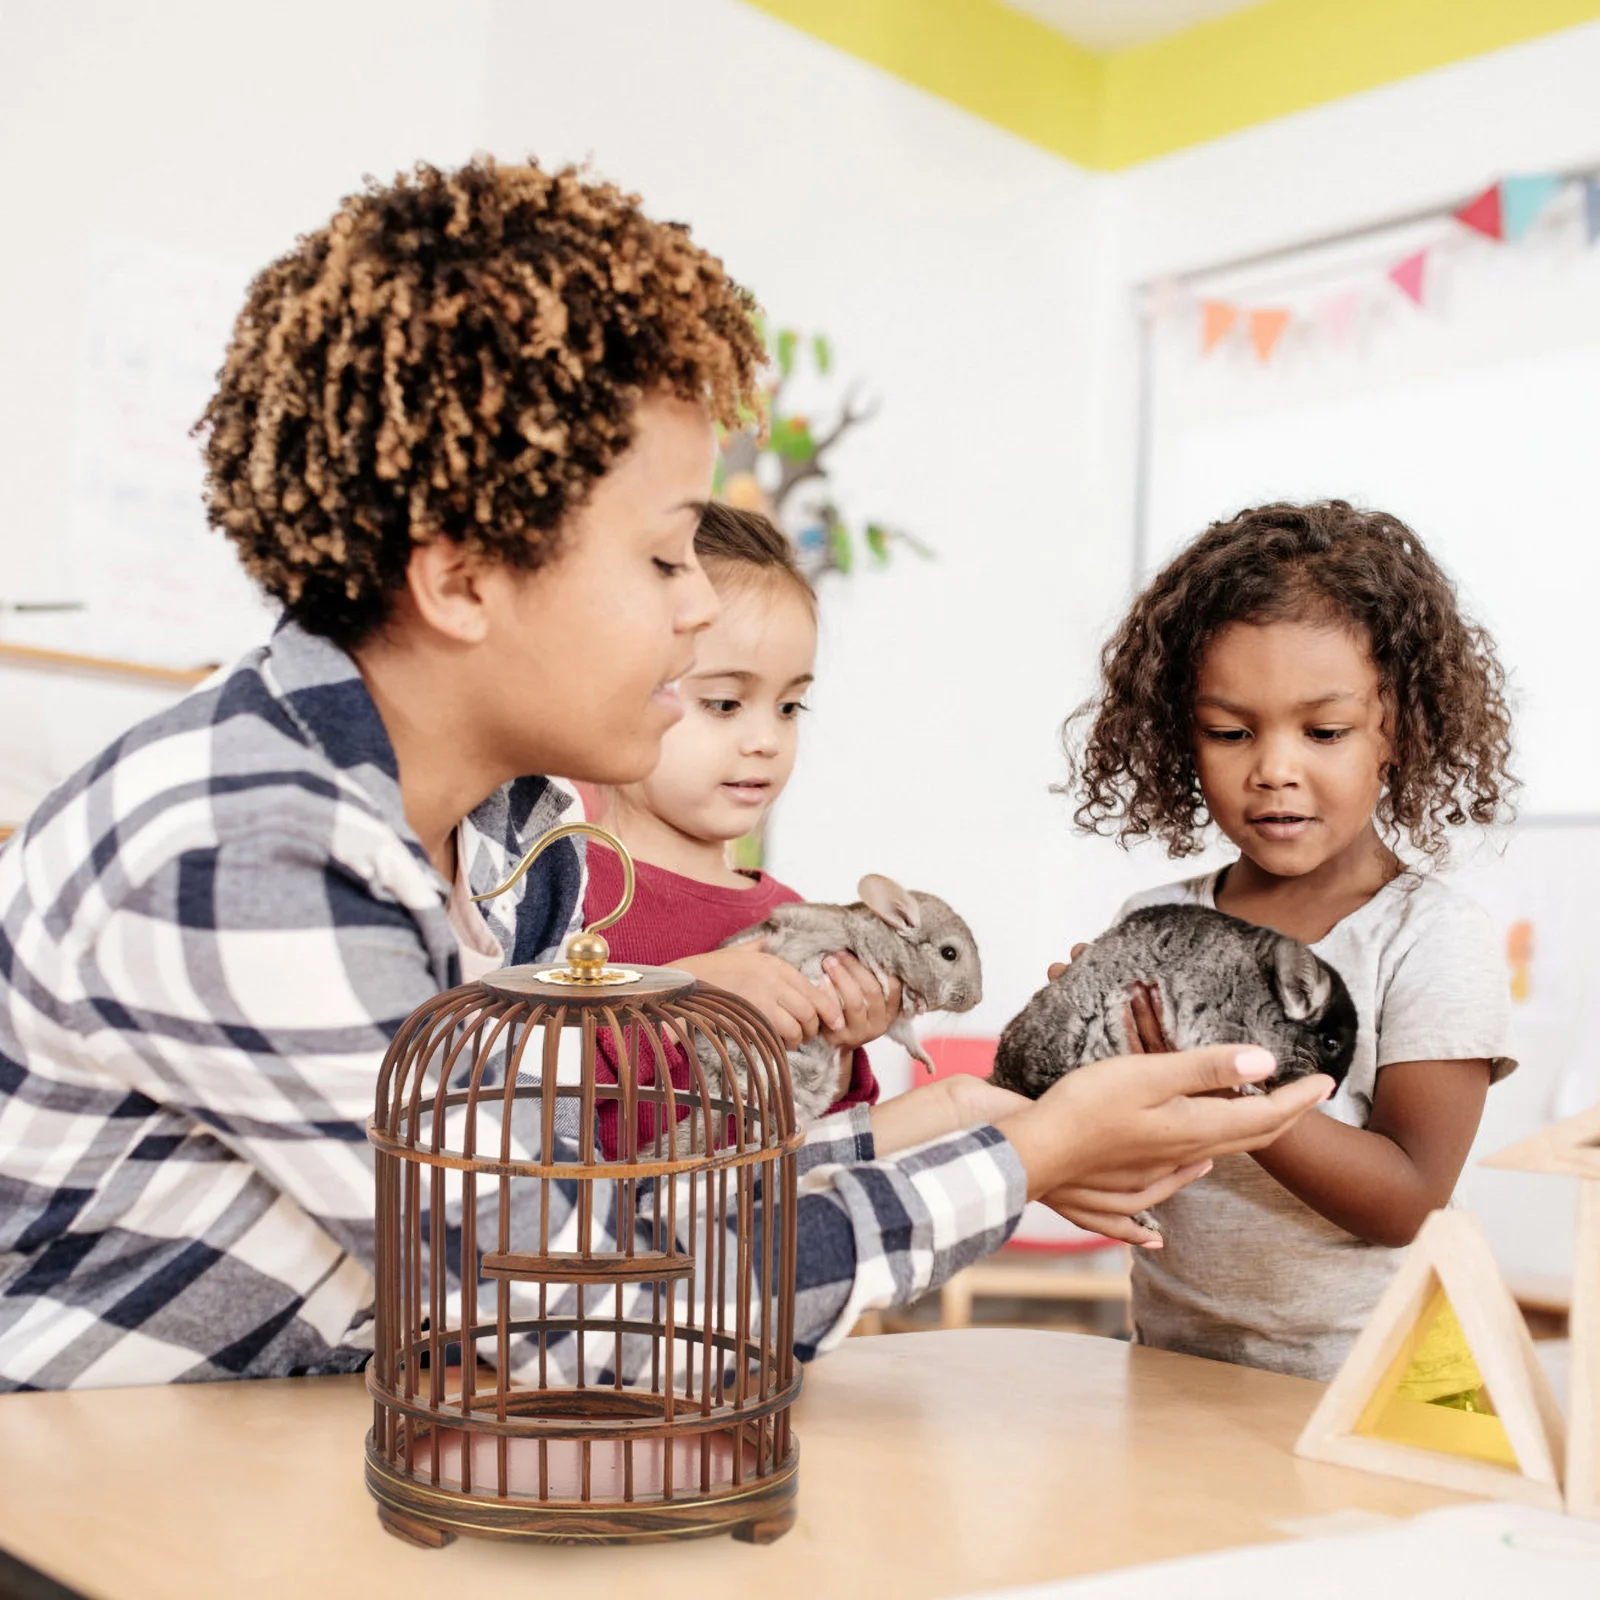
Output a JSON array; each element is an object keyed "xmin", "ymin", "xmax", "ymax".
[{"xmin": 0, "ymin": 621, "xmax": 1022, "ymax": 1390}]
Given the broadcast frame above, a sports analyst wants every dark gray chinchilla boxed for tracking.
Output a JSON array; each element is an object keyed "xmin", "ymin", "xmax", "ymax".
[{"xmin": 992, "ymin": 904, "xmax": 1357, "ymax": 1101}]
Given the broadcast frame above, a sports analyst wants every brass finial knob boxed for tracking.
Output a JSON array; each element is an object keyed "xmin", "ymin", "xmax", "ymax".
[
  {"xmin": 563, "ymin": 930, "xmax": 611, "ymax": 979},
  {"xmin": 473, "ymin": 823, "xmax": 640, "ymax": 986}
]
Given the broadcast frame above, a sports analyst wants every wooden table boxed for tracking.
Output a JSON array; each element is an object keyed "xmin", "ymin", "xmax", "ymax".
[{"xmin": 0, "ymin": 1329, "xmax": 1474, "ymax": 1600}]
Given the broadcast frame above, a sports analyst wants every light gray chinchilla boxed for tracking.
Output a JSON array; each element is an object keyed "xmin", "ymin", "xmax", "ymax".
[{"xmin": 707, "ymin": 873, "xmax": 983, "ymax": 1124}]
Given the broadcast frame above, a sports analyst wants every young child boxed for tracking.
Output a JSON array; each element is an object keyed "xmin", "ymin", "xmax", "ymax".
[
  {"xmin": 1065, "ymin": 499, "xmax": 1517, "ymax": 1381},
  {"xmin": 583, "ymin": 502, "xmax": 883, "ymax": 1159}
]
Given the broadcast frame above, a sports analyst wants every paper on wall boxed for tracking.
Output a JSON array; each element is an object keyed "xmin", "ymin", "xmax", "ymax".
[
  {"xmin": 42, "ymin": 235, "xmax": 275, "ymax": 670},
  {"xmin": 960, "ymin": 1503, "xmax": 1600, "ymax": 1600}
]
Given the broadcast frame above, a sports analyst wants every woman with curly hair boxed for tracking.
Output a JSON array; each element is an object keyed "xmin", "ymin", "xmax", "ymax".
[
  {"xmin": 1063, "ymin": 499, "xmax": 1519, "ymax": 1380},
  {"xmin": 0, "ymin": 161, "xmax": 1329, "ymax": 1391}
]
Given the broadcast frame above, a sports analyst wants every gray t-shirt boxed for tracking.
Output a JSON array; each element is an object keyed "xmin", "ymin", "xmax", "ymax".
[{"xmin": 1119, "ymin": 869, "xmax": 1516, "ymax": 1381}]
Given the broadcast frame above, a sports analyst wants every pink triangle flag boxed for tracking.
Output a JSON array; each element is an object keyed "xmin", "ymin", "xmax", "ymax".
[
  {"xmin": 1317, "ymin": 290, "xmax": 1360, "ymax": 346},
  {"xmin": 1388, "ymin": 249, "xmax": 1428, "ymax": 307}
]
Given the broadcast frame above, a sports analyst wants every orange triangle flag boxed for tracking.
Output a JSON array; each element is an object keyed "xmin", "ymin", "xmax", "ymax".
[
  {"xmin": 1249, "ymin": 308, "xmax": 1291, "ymax": 363},
  {"xmin": 1200, "ymin": 300, "xmax": 1238, "ymax": 354}
]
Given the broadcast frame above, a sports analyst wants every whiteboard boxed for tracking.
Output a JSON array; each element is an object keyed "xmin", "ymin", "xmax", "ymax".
[
  {"xmin": 4, "ymin": 235, "xmax": 275, "ymax": 672},
  {"xmin": 1140, "ymin": 213, "xmax": 1600, "ymax": 819}
]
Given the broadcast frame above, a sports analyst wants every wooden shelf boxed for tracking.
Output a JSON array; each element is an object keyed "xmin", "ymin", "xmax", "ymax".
[{"xmin": 0, "ymin": 640, "xmax": 211, "ymax": 688}]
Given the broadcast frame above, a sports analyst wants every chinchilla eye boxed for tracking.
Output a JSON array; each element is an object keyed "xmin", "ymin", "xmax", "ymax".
[{"xmin": 939, "ymin": 944, "xmax": 959, "ymax": 962}]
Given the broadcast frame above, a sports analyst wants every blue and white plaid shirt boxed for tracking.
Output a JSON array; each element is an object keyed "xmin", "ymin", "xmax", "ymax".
[{"xmin": 0, "ymin": 621, "xmax": 1022, "ymax": 1390}]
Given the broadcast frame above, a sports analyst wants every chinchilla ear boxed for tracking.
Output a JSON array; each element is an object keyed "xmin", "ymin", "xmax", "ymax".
[
  {"xmin": 858, "ymin": 874, "xmax": 921, "ymax": 934},
  {"xmin": 1271, "ymin": 939, "xmax": 1333, "ymax": 1021}
]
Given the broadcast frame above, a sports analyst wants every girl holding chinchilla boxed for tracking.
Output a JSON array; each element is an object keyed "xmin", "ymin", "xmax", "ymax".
[
  {"xmin": 584, "ymin": 502, "xmax": 959, "ymax": 1157},
  {"xmin": 1061, "ymin": 500, "xmax": 1517, "ymax": 1381}
]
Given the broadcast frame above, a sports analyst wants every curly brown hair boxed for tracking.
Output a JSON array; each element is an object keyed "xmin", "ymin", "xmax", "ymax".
[
  {"xmin": 197, "ymin": 158, "xmax": 766, "ymax": 647},
  {"xmin": 1066, "ymin": 500, "xmax": 1515, "ymax": 860}
]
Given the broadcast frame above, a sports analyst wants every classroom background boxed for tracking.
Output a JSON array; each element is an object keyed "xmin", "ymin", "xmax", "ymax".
[{"xmin": 2, "ymin": 0, "xmax": 1596, "ymax": 1327}]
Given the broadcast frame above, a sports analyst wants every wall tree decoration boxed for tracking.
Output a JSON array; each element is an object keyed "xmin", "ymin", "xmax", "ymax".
[{"xmin": 716, "ymin": 323, "xmax": 930, "ymax": 580}]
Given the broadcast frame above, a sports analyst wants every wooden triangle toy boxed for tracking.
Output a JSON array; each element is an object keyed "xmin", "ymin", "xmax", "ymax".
[
  {"xmin": 1295, "ymin": 1208, "xmax": 1566, "ymax": 1510},
  {"xmin": 1483, "ymin": 1101, "xmax": 1600, "ymax": 1518},
  {"xmin": 1569, "ymin": 1180, "xmax": 1599, "ymax": 1519},
  {"xmin": 1480, "ymin": 1100, "xmax": 1600, "ymax": 1181}
]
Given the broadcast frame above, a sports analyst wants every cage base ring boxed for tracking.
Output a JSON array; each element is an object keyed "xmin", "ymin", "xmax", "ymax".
[{"xmin": 366, "ymin": 1434, "xmax": 799, "ymax": 1546}]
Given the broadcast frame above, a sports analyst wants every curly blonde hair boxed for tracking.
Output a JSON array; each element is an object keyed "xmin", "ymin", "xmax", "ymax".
[
  {"xmin": 197, "ymin": 158, "xmax": 765, "ymax": 646},
  {"xmin": 1066, "ymin": 501, "xmax": 1515, "ymax": 861}
]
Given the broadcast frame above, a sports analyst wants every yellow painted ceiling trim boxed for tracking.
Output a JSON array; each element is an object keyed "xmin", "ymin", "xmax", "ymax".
[
  {"xmin": 1103, "ymin": 0, "xmax": 1600, "ymax": 169},
  {"xmin": 738, "ymin": 0, "xmax": 1102, "ymax": 165},
  {"xmin": 740, "ymin": 0, "xmax": 1600, "ymax": 170}
]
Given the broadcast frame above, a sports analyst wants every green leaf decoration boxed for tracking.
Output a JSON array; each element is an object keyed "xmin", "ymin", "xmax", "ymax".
[
  {"xmin": 830, "ymin": 523, "xmax": 854, "ymax": 575},
  {"xmin": 865, "ymin": 522, "xmax": 889, "ymax": 562},
  {"xmin": 776, "ymin": 329, "xmax": 798, "ymax": 378},
  {"xmin": 812, "ymin": 334, "xmax": 833, "ymax": 375},
  {"xmin": 768, "ymin": 416, "xmax": 814, "ymax": 462}
]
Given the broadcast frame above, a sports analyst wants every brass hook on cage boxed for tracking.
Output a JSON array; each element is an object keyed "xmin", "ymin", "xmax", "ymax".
[{"xmin": 472, "ymin": 821, "xmax": 639, "ymax": 985}]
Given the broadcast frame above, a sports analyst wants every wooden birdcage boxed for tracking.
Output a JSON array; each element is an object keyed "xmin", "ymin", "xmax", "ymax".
[{"xmin": 365, "ymin": 824, "xmax": 803, "ymax": 1547}]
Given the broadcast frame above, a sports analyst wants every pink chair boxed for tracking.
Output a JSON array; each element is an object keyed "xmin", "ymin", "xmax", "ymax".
[{"xmin": 921, "ymin": 1036, "xmax": 1132, "ymax": 1332}]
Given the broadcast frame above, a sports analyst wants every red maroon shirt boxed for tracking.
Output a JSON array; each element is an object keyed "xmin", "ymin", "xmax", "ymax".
[{"xmin": 585, "ymin": 849, "xmax": 879, "ymax": 1159}]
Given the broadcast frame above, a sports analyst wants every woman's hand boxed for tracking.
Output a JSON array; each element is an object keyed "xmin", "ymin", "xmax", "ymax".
[
  {"xmin": 867, "ymin": 1068, "xmax": 1230, "ymax": 1246},
  {"xmin": 1037, "ymin": 1163, "xmax": 1212, "ymax": 1248},
  {"xmin": 1000, "ymin": 1045, "xmax": 1332, "ymax": 1206},
  {"xmin": 940, "ymin": 1069, "xmax": 1205, "ymax": 1247},
  {"xmin": 675, "ymin": 943, "xmax": 843, "ymax": 1047}
]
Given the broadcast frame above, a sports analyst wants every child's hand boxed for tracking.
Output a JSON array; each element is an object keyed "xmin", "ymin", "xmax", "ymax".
[
  {"xmin": 1120, "ymin": 982, "xmax": 1175, "ymax": 1054},
  {"xmin": 1042, "ymin": 952, "xmax": 1175, "ymax": 1053},
  {"xmin": 818, "ymin": 952, "xmax": 903, "ymax": 1052},
  {"xmin": 675, "ymin": 943, "xmax": 843, "ymax": 1047},
  {"xmin": 1045, "ymin": 943, "xmax": 1089, "ymax": 982}
]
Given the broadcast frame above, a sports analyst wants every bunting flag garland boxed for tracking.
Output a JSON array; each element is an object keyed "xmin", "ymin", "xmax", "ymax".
[
  {"xmin": 1454, "ymin": 184, "xmax": 1503, "ymax": 240},
  {"xmin": 1388, "ymin": 249, "xmax": 1428, "ymax": 307},
  {"xmin": 1317, "ymin": 290, "xmax": 1360, "ymax": 346},
  {"xmin": 1184, "ymin": 168, "xmax": 1597, "ymax": 363},
  {"xmin": 1248, "ymin": 308, "xmax": 1291, "ymax": 363},
  {"xmin": 1201, "ymin": 300, "xmax": 1239, "ymax": 353},
  {"xmin": 1454, "ymin": 175, "xmax": 1562, "ymax": 243},
  {"xmin": 1500, "ymin": 174, "xmax": 1563, "ymax": 242}
]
